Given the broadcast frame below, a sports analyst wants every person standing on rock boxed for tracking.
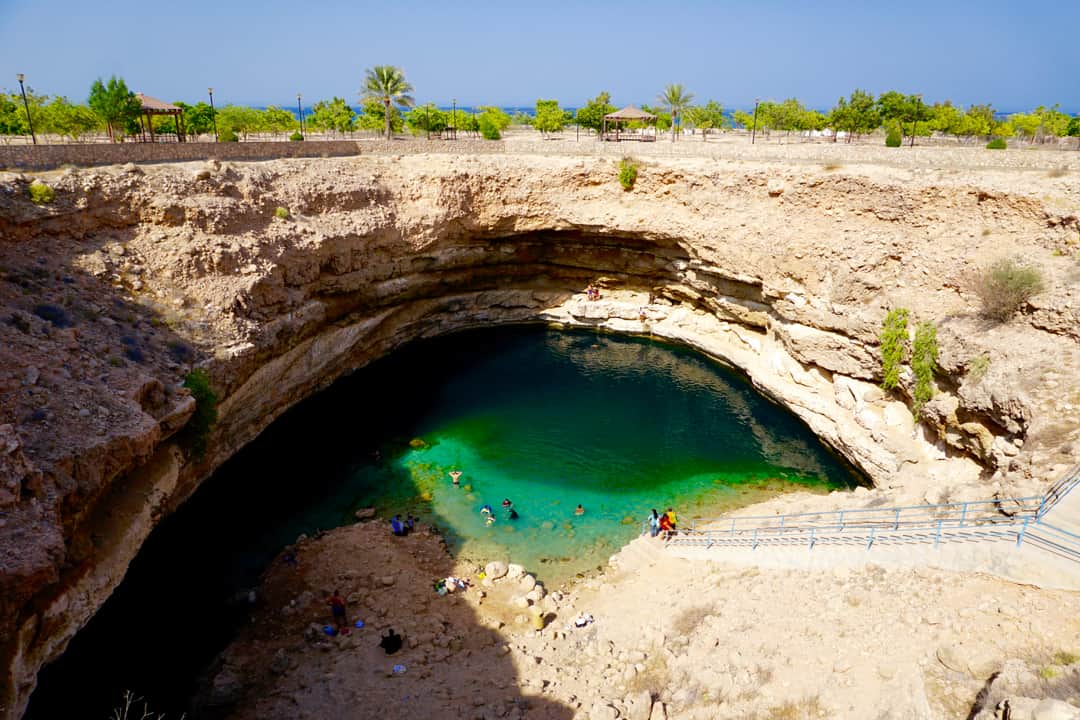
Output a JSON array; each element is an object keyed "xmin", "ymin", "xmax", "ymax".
[
  {"xmin": 647, "ymin": 509, "xmax": 661, "ymax": 537},
  {"xmin": 327, "ymin": 590, "xmax": 349, "ymax": 633}
]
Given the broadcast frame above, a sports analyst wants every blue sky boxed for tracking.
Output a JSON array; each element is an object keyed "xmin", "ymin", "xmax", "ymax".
[{"xmin": 1, "ymin": 0, "xmax": 1076, "ymax": 112}]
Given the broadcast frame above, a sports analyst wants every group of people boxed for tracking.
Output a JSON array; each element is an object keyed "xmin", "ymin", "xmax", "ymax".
[
  {"xmin": 390, "ymin": 514, "xmax": 416, "ymax": 537},
  {"xmin": 480, "ymin": 498, "xmax": 519, "ymax": 525},
  {"xmin": 585, "ymin": 283, "xmax": 602, "ymax": 301},
  {"xmin": 646, "ymin": 507, "xmax": 678, "ymax": 540}
]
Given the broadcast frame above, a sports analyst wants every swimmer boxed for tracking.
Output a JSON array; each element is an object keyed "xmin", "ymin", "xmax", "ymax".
[
  {"xmin": 508, "ymin": 507, "xmax": 519, "ymax": 520},
  {"xmin": 574, "ymin": 504, "xmax": 585, "ymax": 516},
  {"xmin": 449, "ymin": 470, "xmax": 462, "ymax": 486},
  {"xmin": 480, "ymin": 504, "xmax": 493, "ymax": 515},
  {"xmin": 485, "ymin": 514, "xmax": 496, "ymax": 526},
  {"xmin": 502, "ymin": 498, "xmax": 512, "ymax": 508}
]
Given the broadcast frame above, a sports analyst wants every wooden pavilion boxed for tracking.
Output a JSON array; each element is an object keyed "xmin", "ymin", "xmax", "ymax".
[
  {"xmin": 601, "ymin": 105, "xmax": 657, "ymax": 141},
  {"xmin": 135, "ymin": 93, "xmax": 185, "ymax": 142}
]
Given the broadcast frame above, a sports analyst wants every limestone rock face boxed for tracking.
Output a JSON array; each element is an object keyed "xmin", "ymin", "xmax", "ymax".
[
  {"xmin": 1, "ymin": 150, "xmax": 1078, "ymax": 718},
  {"xmin": 485, "ymin": 561, "xmax": 508, "ymax": 580}
]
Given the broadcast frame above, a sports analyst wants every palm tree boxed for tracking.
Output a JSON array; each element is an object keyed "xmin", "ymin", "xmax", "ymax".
[
  {"xmin": 658, "ymin": 83, "xmax": 694, "ymax": 142},
  {"xmin": 361, "ymin": 66, "xmax": 415, "ymax": 140}
]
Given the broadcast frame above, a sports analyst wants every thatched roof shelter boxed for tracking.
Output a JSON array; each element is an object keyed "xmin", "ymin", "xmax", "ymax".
[
  {"xmin": 135, "ymin": 93, "xmax": 185, "ymax": 142},
  {"xmin": 602, "ymin": 105, "xmax": 657, "ymax": 141}
]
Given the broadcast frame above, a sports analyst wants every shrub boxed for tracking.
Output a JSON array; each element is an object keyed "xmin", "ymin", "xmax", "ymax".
[
  {"xmin": 478, "ymin": 115, "xmax": 501, "ymax": 140},
  {"xmin": 911, "ymin": 321, "xmax": 938, "ymax": 415},
  {"xmin": 181, "ymin": 368, "xmax": 218, "ymax": 458},
  {"xmin": 879, "ymin": 308, "xmax": 909, "ymax": 390},
  {"xmin": 274, "ymin": 206, "xmax": 290, "ymax": 219},
  {"xmin": 974, "ymin": 258, "xmax": 1044, "ymax": 321},
  {"xmin": 289, "ymin": 131, "xmax": 304, "ymax": 141},
  {"xmin": 218, "ymin": 126, "xmax": 239, "ymax": 142},
  {"xmin": 966, "ymin": 354, "xmax": 990, "ymax": 382},
  {"xmin": 32, "ymin": 303, "xmax": 72, "ymax": 328},
  {"xmin": 986, "ymin": 137, "xmax": 1007, "ymax": 150},
  {"xmin": 28, "ymin": 181, "xmax": 55, "ymax": 205},
  {"xmin": 618, "ymin": 157, "xmax": 639, "ymax": 191},
  {"xmin": 885, "ymin": 128, "xmax": 902, "ymax": 147}
]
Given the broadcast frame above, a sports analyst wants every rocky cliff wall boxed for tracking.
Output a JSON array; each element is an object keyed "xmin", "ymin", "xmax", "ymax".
[{"xmin": 1, "ymin": 152, "xmax": 1078, "ymax": 717}]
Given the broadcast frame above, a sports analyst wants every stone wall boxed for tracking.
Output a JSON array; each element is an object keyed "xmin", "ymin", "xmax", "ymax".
[{"xmin": 0, "ymin": 140, "xmax": 363, "ymax": 170}]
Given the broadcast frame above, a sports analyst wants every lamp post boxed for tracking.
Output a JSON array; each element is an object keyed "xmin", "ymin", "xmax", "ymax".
[
  {"xmin": 751, "ymin": 98, "xmax": 760, "ymax": 145},
  {"xmin": 910, "ymin": 94, "xmax": 922, "ymax": 148},
  {"xmin": 426, "ymin": 104, "xmax": 430, "ymax": 140},
  {"xmin": 452, "ymin": 98, "xmax": 456, "ymax": 140},
  {"xmin": 16, "ymin": 74, "xmax": 36, "ymax": 145},
  {"xmin": 208, "ymin": 88, "xmax": 218, "ymax": 142},
  {"xmin": 296, "ymin": 94, "xmax": 304, "ymax": 138}
]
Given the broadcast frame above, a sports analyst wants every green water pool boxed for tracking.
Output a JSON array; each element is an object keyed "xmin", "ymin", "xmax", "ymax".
[{"xmin": 327, "ymin": 328, "xmax": 862, "ymax": 583}]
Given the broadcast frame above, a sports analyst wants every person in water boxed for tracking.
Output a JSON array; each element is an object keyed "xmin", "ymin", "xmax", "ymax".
[
  {"xmin": 485, "ymin": 514, "xmax": 496, "ymax": 526},
  {"xmin": 574, "ymin": 504, "xmax": 585, "ymax": 516},
  {"xmin": 480, "ymin": 504, "xmax": 493, "ymax": 515},
  {"xmin": 647, "ymin": 509, "xmax": 660, "ymax": 537},
  {"xmin": 379, "ymin": 628, "xmax": 402, "ymax": 655},
  {"xmin": 327, "ymin": 590, "xmax": 349, "ymax": 633},
  {"xmin": 507, "ymin": 507, "xmax": 519, "ymax": 520},
  {"xmin": 449, "ymin": 470, "xmax": 462, "ymax": 486},
  {"xmin": 502, "ymin": 498, "xmax": 513, "ymax": 509}
]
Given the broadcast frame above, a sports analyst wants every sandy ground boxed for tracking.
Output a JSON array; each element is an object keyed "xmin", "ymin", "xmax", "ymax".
[{"xmin": 206, "ymin": 516, "xmax": 1080, "ymax": 720}]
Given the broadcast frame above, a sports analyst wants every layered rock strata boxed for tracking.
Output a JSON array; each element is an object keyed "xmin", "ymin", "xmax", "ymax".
[{"xmin": 1, "ymin": 152, "xmax": 1079, "ymax": 717}]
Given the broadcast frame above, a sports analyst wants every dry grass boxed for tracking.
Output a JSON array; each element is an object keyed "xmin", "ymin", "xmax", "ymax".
[
  {"xmin": 822, "ymin": 162, "xmax": 843, "ymax": 171},
  {"xmin": 625, "ymin": 652, "xmax": 670, "ymax": 697},
  {"xmin": 672, "ymin": 604, "xmax": 714, "ymax": 635},
  {"xmin": 757, "ymin": 695, "xmax": 827, "ymax": 720},
  {"xmin": 1047, "ymin": 166, "xmax": 1069, "ymax": 178}
]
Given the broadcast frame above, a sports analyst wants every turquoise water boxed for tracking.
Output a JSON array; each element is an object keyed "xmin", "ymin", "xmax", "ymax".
[{"xmin": 330, "ymin": 328, "xmax": 862, "ymax": 583}]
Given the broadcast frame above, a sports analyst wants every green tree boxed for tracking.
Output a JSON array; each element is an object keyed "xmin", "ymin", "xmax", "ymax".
[
  {"xmin": 174, "ymin": 101, "xmax": 215, "ymax": 139},
  {"xmin": 534, "ymin": 99, "xmax": 566, "ymax": 135},
  {"xmin": 405, "ymin": 103, "xmax": 448, "ymax": 135},
  {"xmin": 360, "ymin": 65, "xmax": 415, "ymax": 140},
  {"xmin": 357, "ymin": 99, "xmax": 403, "ymax": 134},
  {"xmin": 575, "ymin": 91, "xmax": 616, "ymax": 135},
  {"xmin": 262, "ymin": 105, "xmax": 299, "ymax": 136},
  {"xmin": 658, "ymin": 83, "xmax": 694, "ymax": 142},
  {"xmin": 0, "ymin": 93, "xmax": 29, "ymax": 135},
  {"xmin": 828, "ymin": 89, "xmax": 879, "ymax": 142},
  {"xmin": 307, "ymin": 97, "xmax": 355, "ymax": 136},
  {"xmin": 685, "ymin": 100, "xmax": 726, "ymax": 140},
  {"xmin": 42, "ymin": 96, "xmax": 102, "ymax": 140},
  {"xmin": 477, "ymin": 106, "xmax": 511, "ymax": 139},
  {"xmin": 88, "ymin": 76, "xmax": 142, "ymax": 142},
  {"xmin": 215, "ymin": 105, "xmax": 263, "ymax": 139}
]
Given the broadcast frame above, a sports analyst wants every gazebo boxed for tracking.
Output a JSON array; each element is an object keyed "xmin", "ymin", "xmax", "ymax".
[
  {"xmin": 135, "ymin": 93, "xmax": 185, "ymax": 142},
  {"xmin": 601, "ymin": 105, "xmax": 657, "ymax": 142}
]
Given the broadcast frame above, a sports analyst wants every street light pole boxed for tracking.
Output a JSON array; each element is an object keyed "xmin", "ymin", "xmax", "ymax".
[
  {"xmin": 426, "ymin": 104, "xmax": 430, "ymax": 140},
  {"xmin": 16, "ymin": 74, "xmax": 36, "ymax": 145},
  {"xmin": 751, "ymin": 98, "xmax": 761, "ymax": 145},
  {"xmin": 208, "ymin": 88, "xmax": 218, "ymax": 142},
  {"xmin": 452, "ymin": 98, "xmax": 456, "ymax": 140},
  {"xmin": 297, "ymin": 94, "xmax": 304, "ymax": 138}
]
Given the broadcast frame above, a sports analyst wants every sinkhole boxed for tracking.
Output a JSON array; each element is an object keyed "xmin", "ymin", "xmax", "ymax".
[{"xmin": 27, "ymin": 326, "xmax": 864, "ymax": 718}]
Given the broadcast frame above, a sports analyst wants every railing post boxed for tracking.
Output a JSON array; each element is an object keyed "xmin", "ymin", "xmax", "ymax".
[
  {"xmin": 837, "ymin": 511, "xmax": 844, "ymax": 531},
  {"xmin": 752, "ymin": 528, "xmax": 759, "ymax": 550},
  {"xmin": 934, "ymin": 519, "xmax": 942, "ymax": 549},
  {"xmin": 730, "ymin": 518, "xmax": 736, "ymax": 535},
  {"xmin": 1037, "ymin": 495, "xmax": 1048, "ymax": 519},
  {"xmin": 1016, "ymin": 518, "xmax": 1029, "ymax": 548},
  {"xmin": 779, "ymin": 515, "xmax": 786, "ymax": 530},
  {"xmin": 960, "ymin": 503, "xmax": 968, "ymax": 528},
  {"xmin": 706, "ymin": 531, "xmax": 713, "ymax": 549},
  {"xmin": 867, "ymin": 527, "xmax": 875, "ymax": 550},
  {"xmin": 809, "ymin": 528, "xmax": 815, "ymax": 549},
  {"xmin": 894, "ymin": 508, "xmax": 900, "ymax": 530}
]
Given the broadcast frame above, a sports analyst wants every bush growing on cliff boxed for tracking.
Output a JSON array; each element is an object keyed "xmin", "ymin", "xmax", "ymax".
[
  {"xmin": 28, "ymin": 181, "xmax": 55, "ymax": 204},
  {"xmin": 974, "ymin": 257, "xmax": 1044, "ymax": 321},
  {"xmin": 289, "ymin": 131, "xmax": 304, "ymax": 141},
  {"xmin": 879, "ymin": 308, "xmax": 909, "ymax": 390},
  {"xmin": 618, "ymin": 157, "xmax": 639, "ymax": 191},
  {"xmin": 218, "ymin": 125, "xmax": 239, "ymax": 142},
  {"xmin": 911, "ymin": 321, "xmax": 939, "ymax": 415},
  {"xmin": 885, "ymin": 127, "xmax": 902, "ymax": 147},
  {"xmin": 274, "ymin": 206, "xmax": 290, "ymax": 219},
  {"xmin": 986, "ymin": 137, "xmax": 1007, "ymax": 149},
  {"xmin": 181, "ymin": 368, "xmax": 218, "ymax": 458}
]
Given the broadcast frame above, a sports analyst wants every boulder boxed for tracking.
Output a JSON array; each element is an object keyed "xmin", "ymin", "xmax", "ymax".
[
  {"xmin": 519, "ymin": 574, "xmax": 537, "ymax": 592},
  {"xmin": 624, "ymin": 690, "xmax": 653, "ymax": 720},
  {"xmin": 485, "ymin": 561, "xmax": 508, "ymax": 580},
  {"xmin": 1032, "ymin": 698, "xmax": 1080, "ymax": 720},
  {"xmin": 507, "ymin": 563, "xmax": 525, "ymax": 580}
]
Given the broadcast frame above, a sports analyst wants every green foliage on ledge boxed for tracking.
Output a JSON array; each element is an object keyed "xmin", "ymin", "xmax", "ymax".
[
  {"xmin": 879, "ymin": 308, "xmax": 909, "ymax": 390},
  {"xmin": 619, "ymin": 157, "xmax": 639, "ymax": 191},
  {"xmin": 181, "ymin": 368, "xmax": 218, "ymax": 458},
  {"xmin": 911, "ymin": 321, "xmax": 939, "ymax": 415}
]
